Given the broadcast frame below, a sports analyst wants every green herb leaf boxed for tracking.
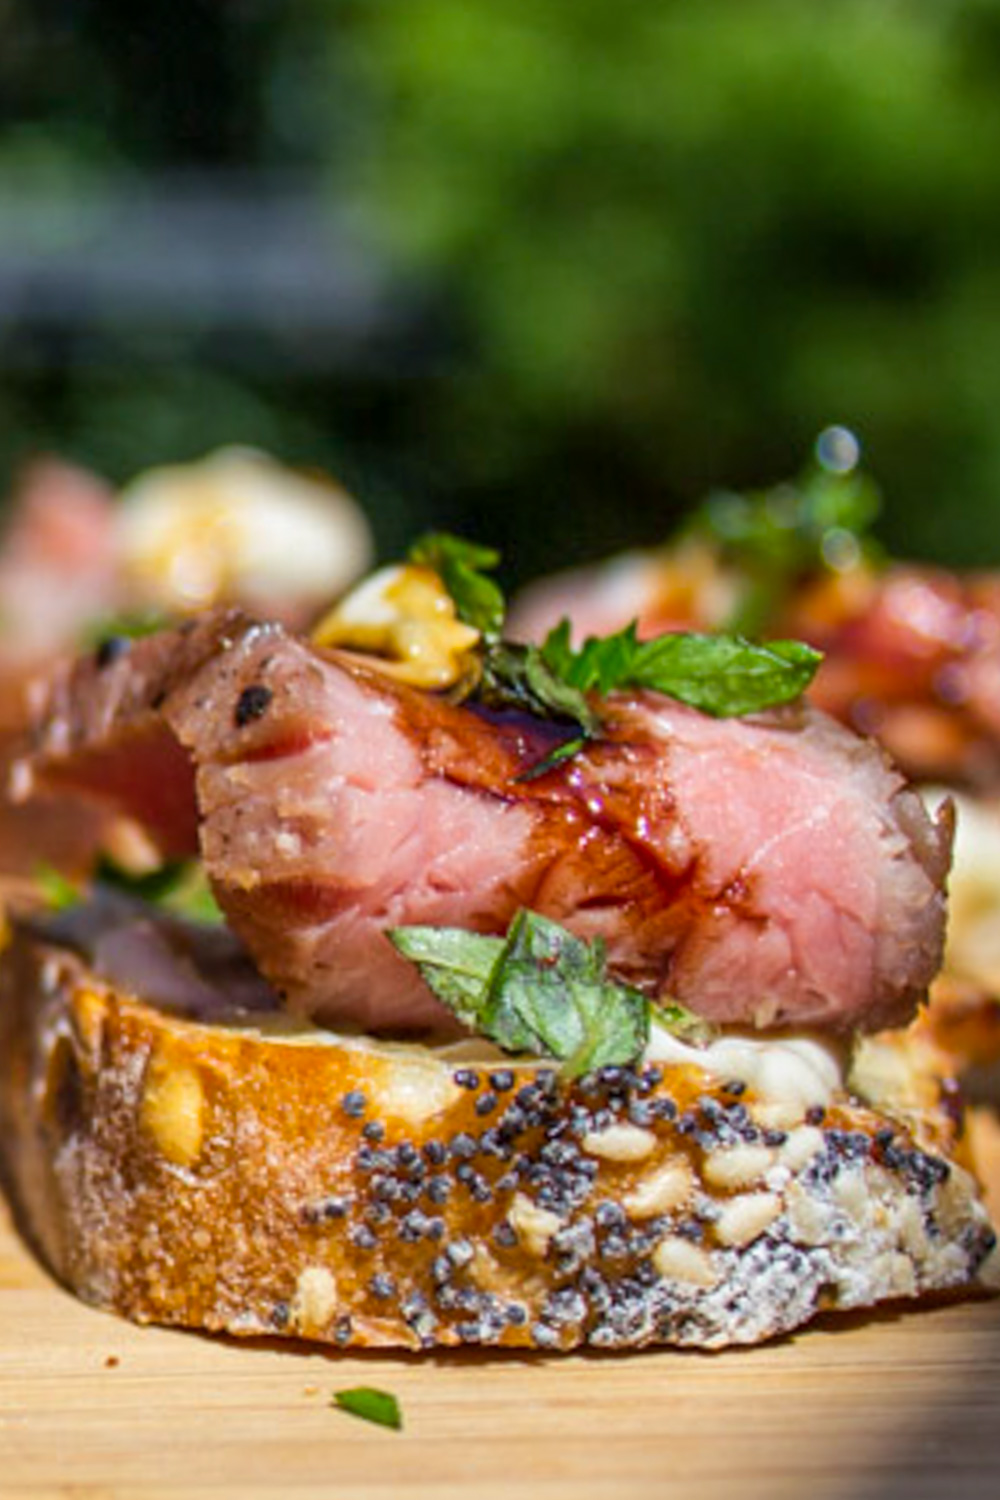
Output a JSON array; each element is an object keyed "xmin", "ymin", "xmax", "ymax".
[
  {"xmin": 81, "ymin": 609, "xmax": 174, "ymax": 649},
  {"xmin": 541, "ymin": 617, "xmax": 638, "ymax": 697},
  {"xmin": 484, "ymin": 911, "xmax": 650, "ymax": 1074},
  {"xmin": 409, "ymin": 532, "xmax": 506, "ymax": 640},
  {"xmin": 514, "ymin": 733, "xmax": 589, "ymax": 782},
  {"xmin": 540, "ymin": 623, "xmax": 821, "ymax": 717},
  {"xmin": 332, "ymin": 1387, "xmax": 403, "ymax": 1431},
  {"xmin": 648, "ymin": 998, "xmax": 716, "ymax": 1047},
  {"xmin": 391, "ymin": 909, "xmax": 653, "ymax": 1078}
]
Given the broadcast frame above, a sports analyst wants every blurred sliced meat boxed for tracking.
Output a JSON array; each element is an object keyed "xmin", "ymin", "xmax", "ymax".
[
  {"xmin": 0, "ymin": 450, "xmax": 377, "ymax": 882},
  {"xmin": 0, "ymin": 460, "xmax": 121, "ymax": 879},
  {"xmin": 0, "ymin": 458, "xmax": 118, "ymax": 730},
  {"xmin": 511, "ymin": 549, "xmax": 1000, "ymax": 792}
]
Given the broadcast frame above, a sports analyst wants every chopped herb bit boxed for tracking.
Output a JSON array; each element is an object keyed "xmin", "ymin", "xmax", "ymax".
[
  {"xmin": 648, "ymin": 999, "xmax": 716, "ymax": 1046},
  {"xmin": 82, "ymin": 610, "xmax": 173, "ymax": 649},
  {"xmin": 514, "ymin": 732, "xmax": 589, "ymax": 782},
  {"xmin": 332, "ymin": 1386, "xmax": 403, "ymax": 1431},
  {"xmin": 390, "ymin": 910, "xmax": 710, "ymax": 1079}
]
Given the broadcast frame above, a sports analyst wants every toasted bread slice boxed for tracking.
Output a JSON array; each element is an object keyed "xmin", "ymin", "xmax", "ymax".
[{"xmin": 0, "ymin": 923, "xmax": 995, "ymax": 1352}]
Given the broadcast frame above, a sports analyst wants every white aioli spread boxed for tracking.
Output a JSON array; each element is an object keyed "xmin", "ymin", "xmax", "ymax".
[
  {"xmin": 642, "ymin": 1027, "xmax": 843, "ymax": 1109},
  {"xmin": 231, "ymin": 1017, "xmax": 845, "ymax": 1112}
]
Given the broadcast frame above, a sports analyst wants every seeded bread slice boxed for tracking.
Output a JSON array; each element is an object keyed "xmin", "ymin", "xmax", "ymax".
[{"xmin": 0, "ymin": 924, "xmax": 995, "ymax": 1352}]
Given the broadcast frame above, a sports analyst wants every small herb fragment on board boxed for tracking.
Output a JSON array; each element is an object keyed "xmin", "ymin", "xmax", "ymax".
[
  {"xmin": 391, "ymin": 909, "xmax": 709, "ymax": 1078},
  {"xmin": 332, "ymin": 1386, "xmax": 403, "ymax": 1431}
]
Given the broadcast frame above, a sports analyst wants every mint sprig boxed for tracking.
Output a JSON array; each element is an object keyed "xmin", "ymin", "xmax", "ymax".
[{"xmin": 390, "ymin": 909, "xmax": 708, "ymax": 1078}]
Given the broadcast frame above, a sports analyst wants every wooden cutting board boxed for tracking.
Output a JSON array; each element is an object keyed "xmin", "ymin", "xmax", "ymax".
[{"xmin": 1, "ymin": 1114, "xmax": 999, "ymax": 1500}]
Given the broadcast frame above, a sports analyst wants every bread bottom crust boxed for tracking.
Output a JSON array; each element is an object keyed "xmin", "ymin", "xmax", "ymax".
[{"xmin": 0, "ymin": 928, "xmax": 995, "ymax": 1352}]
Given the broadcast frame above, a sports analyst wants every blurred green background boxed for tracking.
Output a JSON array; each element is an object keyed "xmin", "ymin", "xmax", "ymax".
[{"xmin": 3, "ymin": 0, "xmax": 1000, "ymax": 586}]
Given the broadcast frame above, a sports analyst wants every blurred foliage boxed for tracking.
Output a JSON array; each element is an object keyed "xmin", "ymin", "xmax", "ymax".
[
  {"xmin": 2, "ymin": 1, "xmax": 1000, "ymax": 583},
  {"xmin": 341, "ymin": 0, "xmax": 1000, "ymax": 573}
]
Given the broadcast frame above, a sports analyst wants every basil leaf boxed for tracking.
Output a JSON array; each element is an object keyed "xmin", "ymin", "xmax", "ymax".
[
  {"xmin": 540, "ymin": 623, "xmax": 821, "ymax": 718},
  {"xmin": 391, "ymin": 909, "xmax": 652, "ymax": 1079},
  {"xmin": 409, "ymin": 532, "xmax": 506, "ymax": 640},
  {"xmin": 405, "ymin": 531, "xmax": 818, "ymax": 757},
  {"xmin": 332, "ymin": 1387, "xmax": 403, "ymax": 1431},
  {"xmin": 546, "ymin": 618, "xmax": 642, "ymax": 697},
  {"xmin": 535, "ymin": 616, "xmax": 573, "ymax": 680}
]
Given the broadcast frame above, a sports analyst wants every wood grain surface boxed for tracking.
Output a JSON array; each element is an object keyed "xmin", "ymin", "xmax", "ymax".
[{"xmin": 1, "ymin": 1113, "xmax": 998, "ymax": 1500}]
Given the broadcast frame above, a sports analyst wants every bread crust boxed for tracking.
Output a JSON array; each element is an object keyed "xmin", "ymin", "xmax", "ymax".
[{"xmin": 0, "ymin": 925, "xmax": 995, "ymax": 1352}]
